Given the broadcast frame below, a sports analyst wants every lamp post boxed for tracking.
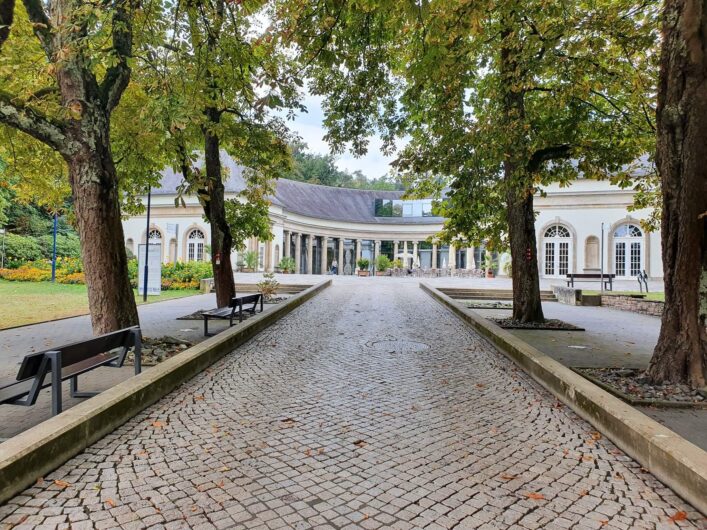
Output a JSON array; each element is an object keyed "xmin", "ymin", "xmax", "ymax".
[
  {"xmin": 0, "ymin": 228, "xmax": 5, "ymax": 269},
  {"xmin": 143, "ymin": 187, "xmax": 152, "ymax": 302},
  {"xmin": 51, "ymin": 212, "xmax": 58, "ymax": 282},
  {"xmin": 600, "ymin": 222, "xmax": 605, "ymax": 295}
]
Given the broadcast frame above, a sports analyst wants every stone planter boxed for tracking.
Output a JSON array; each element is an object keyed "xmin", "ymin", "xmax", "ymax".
[
  {"xmin": 376, "ymin": 271, "xmax": 386, "ymax": 276},
  {"xmin": 357, "ymin": 270, "xmax": 370, "ymax": 277},
  {"xmin": 486, "ymin": 270, "xmax": 495, "ymax": 279}
]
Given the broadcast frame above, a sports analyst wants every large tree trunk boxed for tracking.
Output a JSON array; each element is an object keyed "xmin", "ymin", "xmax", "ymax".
[
  {"xmin": 506, "ymin": 187, "xmax": 545, "ymax": 322},
  {"xmin": 203, "ymin": 109, "xmax": 235, "ymax": 308},
  {"xmin": 66, "ymin": 118, "xmax": 139, "ymax": 334},
  {"xmin": 500, "ymin": 20, "xmax": 545, "ymax": 324},
  {"xmin": 648, "ymin": 0, "xmax": 707, "ymax": 387}
]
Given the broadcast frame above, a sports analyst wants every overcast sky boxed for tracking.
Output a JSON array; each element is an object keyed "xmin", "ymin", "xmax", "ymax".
[{"xmin": 285, "ymin": 92, "xmax": 397, "ymax": 180}]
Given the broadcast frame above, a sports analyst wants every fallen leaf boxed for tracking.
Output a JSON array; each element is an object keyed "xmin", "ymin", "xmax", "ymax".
[
  {"xmin": 475, "ymin": 383, "xmax": 486, "ymax": 389},
  {"xmin": 411, "ymin": 405, "xmax": 420, "ymax": 411},
  {"xmin": 191, "ymin": 506, "xmax": 198, "ymax": 512},
  {"xmin": 152, "ymin": 421, "xmax": 164, "ymax": 429},
  {"xmin": 353, "ymin": 440, "xmax": 367, "ymax": 448},
  {"xmin": 615, "ymin": 472, "xmax": 624, "ymax": 481},
  {"xmin": 563, "ymin": 448, "xmax": 569, "ymax": 456},
  {"xmin": 54, "ymin": 480, "xmax": 71, "ymax": 489},
  {"xmin": 304, "ymin": 449, "xmax": 312, "ymax": 457},
  {"xmin": 318, "ymin": 448, "xmax": 325, "ymax": 455},
  {"xmin": 524, "ymin": 492, "xmax": 544, "ymax": 500},
  {"xmin": 137, "ymin": 450, "xmax": 148, "ymax": 457},
  {"xmin": 500, "ymin": 473, "xmax": 517, "ymax": 480},
  {"xmin": 105, "ymin": 499, "xmax": 116, "ymax": 508},
  {"xmin": 579, "ymin": 489, "xmax": 589, "ymax": 496},
  {"xmin": 489, "ymin": 427, "xmax": 498, "ymax": 435},
  {"xmin": 194, "ymin": 395, "xmax": 204, "ymax": 401},
  {"xmin": 36, "ymin": 477, "xmax": 44, "ymax": 485},
  {"xmin": 219, "ymin": 466, "xmax": 230, "ymax": 472},
  {"xmin": 216, "ymin": 480, "xmax": 224, "ymax": 488},
  {"xmin": 668, "ymin": 511, "xmax": 688, "ymax": 523},
  {"xmin": 590, "ymin": 431, "xmax": 602, "ymax": 441},
  {"xmin": 600, "ymin": 520, "xmax": 608, "ymax": 526},
  {"xmin": 582, "ymin": 455, "xmax": 594, "ymax": 462}
]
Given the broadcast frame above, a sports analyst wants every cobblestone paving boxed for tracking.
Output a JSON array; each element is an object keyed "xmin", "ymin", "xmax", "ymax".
[{"xmin": 0, "ymin": 282, "xmax": 702, "ymax": 530}]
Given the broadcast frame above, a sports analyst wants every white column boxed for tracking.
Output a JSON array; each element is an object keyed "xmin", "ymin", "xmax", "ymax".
[
  {"xmin": 321, "ymin": 237, "xmax": 328, "ymax": 273},
  {"xmin": 306, "ymin": 234, "xmax": 313, "ymax": 274},
  {"xmin": 283, "ymin": 231, "xmax": 290, "ymax": 258},
  {"xmin": 356, "ymin": 239, "xmax": 362, "ymax": 261},
  {"xmin": 294, "ymin": 233, "xmax": 301, "ymax": 274},
  {"xmin": 449, "ymin": 243, "xmax": 456, "ymax": 269},
  {"xmin": 413, "ymin": 241, "xmax": 418, "ymax": 266},
  {"xmin": 466, "ymin": 247, "xmax": 474, "ymax": 270},
  {"xmin": 338, "ymin": 238, "xmax": 345, "ymax": 273},
  {"xmin": 432, "ymin": 243, "xmax": 438, "ymax": 268},
  {"xmin": 393, "ymin": 241, "xmax": 399, "ymax": 258}
]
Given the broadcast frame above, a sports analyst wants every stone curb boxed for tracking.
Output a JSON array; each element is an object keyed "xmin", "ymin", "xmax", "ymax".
[
  {"xmin": 420, "ymin": 282, "xmax": 707, "ymax": 516},
  {"xmin": 0, "ymin": 279, "xmax": 332, "ymax": 505}
]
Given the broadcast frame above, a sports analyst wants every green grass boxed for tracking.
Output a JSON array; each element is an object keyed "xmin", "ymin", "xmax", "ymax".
[
  {"xmin": 0, "ymin": 280, "xmax": 200, "ymax": 329},
  {"xmin": 582, "ymin": 289, "xmax": 664, "ymax": 302}
]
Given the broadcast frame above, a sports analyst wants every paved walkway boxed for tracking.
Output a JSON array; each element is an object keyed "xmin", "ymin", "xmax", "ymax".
[{"xmin": 0, "ymin": 281, "xmax": 700, "ymax": 529}]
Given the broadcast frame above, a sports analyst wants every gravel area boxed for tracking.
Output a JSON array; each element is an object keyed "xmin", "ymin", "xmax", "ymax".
[
  {"xmin": 466, "ymin": 301, "xmax": 513, "ymax": 309},
  {"xmin": 126, "ymin": 336, "xmax": 193, "ymax": 365},
  {"xmin": 580, "ymin": 367, "xmax": 707, "ymax": 404}
]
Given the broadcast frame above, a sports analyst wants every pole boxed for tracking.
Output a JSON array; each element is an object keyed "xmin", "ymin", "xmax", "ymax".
[
  {"xmin": 51, "ymin": 212, "xmax": 58, "ymax": 282},
  {"xmin": 600, "ymin": 222, "xmax": 605, "ymax": 295},
  {"xmin": 143, "ymin": 187, "xmax": 152, "ymax": 302},
  {"xmin": 0, "ymin": 228, "xmax": 5, "ymax": 269}
]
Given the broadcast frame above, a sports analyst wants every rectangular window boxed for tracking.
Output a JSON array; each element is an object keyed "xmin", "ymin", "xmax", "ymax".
[
  {"xmin": 402, "ymin": 202, "xmax": 413, "ymax": 217},
  {"xmin": 545, "ymin": 242, "xmax": 555, "ymax": 275},
  {"xmin": 615, "ymin": 242, "xmax": 625, "ymax": 276},
  {"xmin": 630, "ymin": 242, "xmax": 641, "ymax": 276},
  {"xmin": 196, "ymin": 243, "xmax": 204, "ymax": 262},
  {"xmin": 422, "ymin": 200, "xmax": 434, "ymax": 217},
  {"xmin": 559, "ymin": 242, "xmax": 569, "ymax": 276},
  {"xmin": 188, "ymin": 244, "xmax": 195, "ymax": 262}
]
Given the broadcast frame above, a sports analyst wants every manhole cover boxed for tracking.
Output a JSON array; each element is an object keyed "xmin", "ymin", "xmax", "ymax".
[{"xmin": 368, "ymin": 340, "xmax": 430, "ymax": 354}]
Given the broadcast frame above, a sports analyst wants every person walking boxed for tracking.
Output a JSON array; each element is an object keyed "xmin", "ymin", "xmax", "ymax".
[{"xmin": 331, "ymin": 259, "xmax": 338, "ymax": 275}]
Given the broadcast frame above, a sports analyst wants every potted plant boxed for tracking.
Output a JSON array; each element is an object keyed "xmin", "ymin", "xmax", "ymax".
[
  {"xmin": 484, "ymin": 252, "xmax": 496, "ymax": 278},
  {"xmin": 356, "ymin": 258, "xmax": 370, "ymax": 276},
  {"xmin": 375, "ymin": 255, "xmax": 391, "ymax": 276},
  {"xmin": 393, "ymin": 258, "xmax": 403, "ymax": 269},
  {"xmin": 242, "ymin": 250, "xmax": 259, "ymax": 272},
  {"xmin": 278, "ymin": 256, "xmax": 296, "ymax": 274}
]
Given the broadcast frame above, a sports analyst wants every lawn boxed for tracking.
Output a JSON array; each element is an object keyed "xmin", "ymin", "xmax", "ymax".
[
  {"xmin": 0, "ymin": 280, "xmax": 201, "ymax": 329},
  {"xmin": 583, "ymin": 290, "xmax": 665, "ymax": 302}
]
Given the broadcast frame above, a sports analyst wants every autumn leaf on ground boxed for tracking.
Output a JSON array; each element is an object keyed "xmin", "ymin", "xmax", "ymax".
[
  {"xmin": 53, "ymin": 480, "xmax": 71, "ymax": 489},
  {"xmin": 353, "ymin": 440, "xmax": 367, "ymax": 448},
  {"xmin": 318, "ymin": 448, "xmax": 325, "ymax": 455},
  {"xmin": 563, "ymin": 448, "xmax": 569, "ymax": 456},
  {"xmin": 137, "ymin": 450, "xmax": 148, "ymax": 457},
  {"xmin": 499, "ymin": 473, "xmax": 517, "ymax": 480},
  {"xmin": 190, "ymin": 506, "xmax": 198, "ymax": 512},
  {"xmin": 615, "ymin": 472, "xmax": 624, "ymax": 481},
  {"xmin": 668, "ymin": 511, "xmax": 688, "ymax": 523},
  {"xmin": 36, "ymin": 477, "xmax": 44, "ymax": 485},
  {"xmin": 475, "ymin": 383, "xmax": 486, "ymax": 389},
  {"xmin": 411, "ymin": 405, "xmax": 420, "ymax": 411},
  {"xmin": 600, "ymin": 520, "xmax": 608, "ymax": 526},
  {"xmin": 590, "ymin": 431, "xmax": 602, "ymax": 441},
  {"xmin": 152, "ymin": 421, "xmax": 164, "ymax": 429},
  {"xmin": 489, "ymin": 427, "xmax": 498, "ymax": 435},
  {"xmin": 219, "ymin": 466, "xmax": 230, "ymax": 472},
  {"xmin": 524, "ymin": 492, "xmax": 544, "ymax": 500},
  {"xmin": 304, "ymin": 449, "xmax": 312, "ymax": 457},
  {"xmin": 194, "ymin": 395, "xmax": 204, "ymax": 401},
  {"xmin": 579, "ymin": 489, "xmax": 589, "ymax": 496},
  {"xmin": 280, "ymin": 418, "xmax": 296, "ymax": 427},
  {"xmin": 105, "ymin": 499, "xmax": 116, "ymax": 508},
  {"xmin": 582, "ymin": 455, "xmax": 594, "ymax": 462}
]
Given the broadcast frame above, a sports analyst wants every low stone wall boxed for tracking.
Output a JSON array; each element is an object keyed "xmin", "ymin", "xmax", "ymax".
[
  {"xmin": 601, "ymin": 295, "xmax": 664, "ymax": 317},
  {"xmin": 552, "ymin": 285, "xmax": 582, "ymax": 305}
]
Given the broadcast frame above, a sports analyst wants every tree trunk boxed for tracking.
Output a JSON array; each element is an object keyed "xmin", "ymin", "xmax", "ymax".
[
  {"xmin": 203, "ymin": 109, "xmax": 235, "ymax": 308},
  {"xmin": 506, "ymin": 187, "xmax": 545, "ymax": 322},
  {"xmin": 500, "ymin": 19, "xmax": 545, "ymax": 324},
  {"xmin": 66, "ymin": 120, "xmax": 139, "ymax": 334},
  {"xmin": 648, "ymin": 0, "xmax": 707, "ymax": 387}
]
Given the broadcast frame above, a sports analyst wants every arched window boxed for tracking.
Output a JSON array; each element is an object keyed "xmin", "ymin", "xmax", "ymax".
[
  {"xmin": 148, "ymin": 229, "xmax": 162, "ymax": 242},
  {"xmin": 187, "ymin": 229, "xmax": 205, "ymax": 262},
  {"xmin": 614, "ymin": 223, "xmax": 643, "ymax": 277},
  {"xmin": 543, "ymin": 224, "xmax": 572, "ymax": 277}
]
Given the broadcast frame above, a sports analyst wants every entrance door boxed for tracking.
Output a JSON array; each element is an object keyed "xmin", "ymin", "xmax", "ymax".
[
  {"xmin": 543, "ymin": 225, "xmax": 572, "ymax": 277},
  {"xmin": 613, "ymin": 224, "xmax": 643, "ymax": 277}
]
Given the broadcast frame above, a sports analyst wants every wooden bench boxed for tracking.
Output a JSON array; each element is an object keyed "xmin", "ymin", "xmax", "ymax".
[
  {"xmin": 203, "ymin": 294, "xmax": 263, "ymax": 336},
  {"xmin": 566, "ymin": 273, "xmax": 615, "ymax": 290},
  {"xmin": 0, "ymin": 326, "xmax": 142, "ymax": 416}
]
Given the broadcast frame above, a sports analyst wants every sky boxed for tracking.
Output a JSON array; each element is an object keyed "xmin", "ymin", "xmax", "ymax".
[{"xmin": 284, "ymin": 92, "xmax": 397, "ymax": 180}]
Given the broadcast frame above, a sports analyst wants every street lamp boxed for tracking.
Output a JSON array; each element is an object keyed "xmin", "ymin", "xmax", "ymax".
[{"xmin": 0, "ymin": 228, "xmax": 5, "ymax": 269}]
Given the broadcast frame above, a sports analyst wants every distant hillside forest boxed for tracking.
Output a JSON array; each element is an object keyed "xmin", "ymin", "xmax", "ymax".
[{"xmin": 285, "ymin": 142, "xmax": 403, "ymax": 191}]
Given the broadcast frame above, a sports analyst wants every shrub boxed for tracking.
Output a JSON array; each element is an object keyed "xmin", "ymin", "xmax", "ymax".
[
  {"xmin": 375, "ymin": 255, "xmax": 392, "ymax": 271},
  {"xmin": 128, "ymin": 259, "xmax": 211, "ymax": 290},
  {"xmin": 37, "ymin": 234, "xmax": 82, "ymax": 259},
  {"xmin": 0, "ymin": 265, "xmax": 51, "ymax": 282},
  {"xmin": 56, "ymin": 271, "xmax": 86, "ymax": 284},
  {"xmin": 278, "ymin": 256, "xmax": 296, "ymax": 273},
  {"xmin": 502, "ymin": 259, "xmax": 512, "ymax": 278},
  {"xmin": 243, "ymin": 250, "xmax": 259, "ymax": 270},
  {"xmin": 357, "ymin": 258, "xmax": 370, "ymax": 270},
  {"xmin": 257, "ymin": 272, "xmax": 279, "ymax": 300},
  {"xmin": 2, "ymin": 233, "xmax": 43, "ymax": 267}
]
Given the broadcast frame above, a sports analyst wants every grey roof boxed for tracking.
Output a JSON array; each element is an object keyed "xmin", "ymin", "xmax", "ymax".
[{"xmin": 153, "ymin": 155, "xmax": 443, "ymax": 225}]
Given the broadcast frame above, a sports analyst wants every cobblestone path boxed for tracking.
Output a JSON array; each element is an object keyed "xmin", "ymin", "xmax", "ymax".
[{"xmin": 0, "ymin": 283, "xmax": 702, "ymax": 530}]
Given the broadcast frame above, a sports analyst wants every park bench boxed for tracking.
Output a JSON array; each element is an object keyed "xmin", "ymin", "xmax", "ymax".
[
  {"xmin": 0, "ymin": 326, "xmax": 142, "ymax": 416},
  {"xmin": 566, "ymin": 273, "xmax": 615, "ymax": 291},
  {"xmin": 203, "ymin": 293, "xmax": 263, "ymax": 336}
]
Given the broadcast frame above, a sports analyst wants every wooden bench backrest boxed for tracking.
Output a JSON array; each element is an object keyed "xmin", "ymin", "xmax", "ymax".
[
  {"xmin": 567, "ymin": 273, "xmax": 616, "ymax": 278},
  {"xmin": 16, "ymin": 326, "xmax": 139, "ymax": 381},
  {"xmin": 229, "ymin": 294, "xmax": 261, "ymax": 307}
]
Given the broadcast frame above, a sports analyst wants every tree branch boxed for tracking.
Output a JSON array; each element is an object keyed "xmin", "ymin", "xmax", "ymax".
[
  {"xmin": 21, "ymin": 0, "xmax": 53, "ymax": 58},
  {"xmin": 0, "ymin": 91, "xmax": 72, "ymax": 155},
  {"xmin": 0, "ymin": 0, "xmax": 15, "ymax": 52},
  {"xmin": 100, "ymin": 0, "xmax": 133, "ymax": 113},
  {"xmin": 527, "ymin": 144, "xmax": 572, "ymax": 173}
]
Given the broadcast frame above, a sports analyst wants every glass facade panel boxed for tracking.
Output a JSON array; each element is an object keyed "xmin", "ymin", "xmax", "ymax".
[
  {"xmin": 545, "ymin": 242, "xmax": 555, "ymax": 275},
  {"xmin": 374, "ymin": 199, "xmax": 435, "ymax": 218},
  {"xmin": 615, "ymin": 242, "xmax": 626, "ymax": 276},
  {"xmin": 559, "ymin": 242, "xmax": 569, "ymax": 275},
  {"xmin": 630, "ymin": 242, "xmax": 641, "ymax": 276}
]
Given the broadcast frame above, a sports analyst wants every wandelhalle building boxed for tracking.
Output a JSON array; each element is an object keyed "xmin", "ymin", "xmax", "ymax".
[{"xmin": 122, "ymin": 156, "xmax": 662, "ymax": 280}]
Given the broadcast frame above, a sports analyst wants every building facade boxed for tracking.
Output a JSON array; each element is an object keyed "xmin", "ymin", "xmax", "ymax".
[{"xmin": 121, "ymin": 159, "xmax": 662, "ymax": 280}]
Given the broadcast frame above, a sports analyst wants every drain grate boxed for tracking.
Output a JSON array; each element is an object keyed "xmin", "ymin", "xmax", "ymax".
[{"xmin": 368, "ymin": 340, "xmax": 430, "ymax": 354}]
